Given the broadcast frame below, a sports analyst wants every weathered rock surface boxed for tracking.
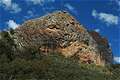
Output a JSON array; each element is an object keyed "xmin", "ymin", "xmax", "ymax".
[
  {"xmin": 14, "ymin": 11, "xmax": 113, "ymax": 66},
  {"xmin": 89, "ymin": 31, "xmax": 113, "ymax": 65}
]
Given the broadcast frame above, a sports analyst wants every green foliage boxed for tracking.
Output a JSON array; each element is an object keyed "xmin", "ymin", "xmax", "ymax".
[
  {"xmin": 0, "ymin": 30, "xmax": 15, "ymax": 61},
  {"xmin": 0, "ymin": 53, "xmax": 110, "ymax": 80},
  {"xmin": 110, "ymin": 64, "xmax": 120, "ymax": 80},
  {"xmin": 0, "ymin": 30, "xmax": 119, "ymax": 80}
]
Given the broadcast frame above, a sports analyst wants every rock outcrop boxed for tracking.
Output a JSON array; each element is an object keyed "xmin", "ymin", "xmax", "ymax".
[
  {"xmin": 14, "ymin": 11, "xmax": 113, "ymax": 66},
  {"xmin": 89, "ymin": 31, "xmax": 113, "ymax": 65}
]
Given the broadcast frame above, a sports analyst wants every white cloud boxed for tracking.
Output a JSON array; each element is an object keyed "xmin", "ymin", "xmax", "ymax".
[
  {"xmin": 92, "ymin": 10, "xmax": 97, "ymax": 18},
  {"xmin": 99, "ymin": 13, "xmax": 118, "ymax": 25},
  {"xmin": 26, "ymin": 0, "xmax": 44, "ymax": 5},
  {"xmin": 94, "ymin": 29, "xmax": 100, "ymax": 32},
  {"xmin": 92, "ymin": 10, "xmax": 118, "ymax": 26},
  {"xmin": 26, "ymin": 0, "xmax": 55, "ymax": 5},
  {"xmin": 64, "ymin": 3, "xmax": 78, "ymax": 15},
  {"xmin": 10, "ymin": 3, "xmax": 21, "ymax": 13},
  {"xmin": 113, "ymin": 0, "xmax": 120, "ymax": 6},
  {"xmin": 24, "ymin": 10, "xmax": 35, "ymax": 19},
  {"xmin": 0, "ymin": 0, "xmax": 12, "ymax": 7},
  {"xmin": 28, "ymin": 10, "xmax": 34, "ymax": 16},
  {"xmin": 116, "ymin": 0, "xmax": 120, "ymax": 11},
  {"xmin": 0, "ymin": 0, "xmax": 21, "ymax": 13},
  {"xmin": 118, "ymin": 1, "xmax": 120, "ymax": 6},
  {"xmin": 65, "ymin": 3, "xmax": 75, "ymax": 11},
  {"xmin": 114, "ymin": 56, "xmax": 120, "ymax": 63},
  {"xmin": 7, "ymin": 20, "xmax": 19, "ymax": 29}
]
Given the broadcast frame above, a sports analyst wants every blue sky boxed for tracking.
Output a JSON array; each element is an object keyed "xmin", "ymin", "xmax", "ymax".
[{"xmin": 0, "ymin": 0, "xmax": 120, "ymax": 63}]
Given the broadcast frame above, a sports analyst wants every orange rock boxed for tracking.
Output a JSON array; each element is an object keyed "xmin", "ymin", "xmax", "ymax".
[{"xmin": 14, "ymin": 11, "xmax": 113, "ymax": 66}]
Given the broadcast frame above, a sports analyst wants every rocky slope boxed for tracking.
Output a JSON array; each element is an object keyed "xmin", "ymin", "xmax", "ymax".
[{"xmin": 13, "ymin": 11, "xmax": 113, "ymax": 66}]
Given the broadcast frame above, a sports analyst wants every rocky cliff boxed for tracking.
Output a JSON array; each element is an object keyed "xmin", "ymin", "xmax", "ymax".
[{"xmin": 13, "ymin": 11, "xmax": 113, "ymax": 66}]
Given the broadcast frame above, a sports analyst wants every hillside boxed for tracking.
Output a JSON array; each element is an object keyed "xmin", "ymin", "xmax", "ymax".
[
  {"xmin": 14, "ymin": 11, "xmax": 112, "ymax": 66},
  {"xmin": 0, "ymin": 11, "xmax": 118, "ymax": 80}
]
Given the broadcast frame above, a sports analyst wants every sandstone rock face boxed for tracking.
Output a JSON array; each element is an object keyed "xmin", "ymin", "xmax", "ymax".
[
  {"xmin": 89, "ymin": 31, "xmax": 113, "ymax": 65},
  {"xmin": 14, "ymin": 11, "xmax": 113, "ymax": 66}
]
